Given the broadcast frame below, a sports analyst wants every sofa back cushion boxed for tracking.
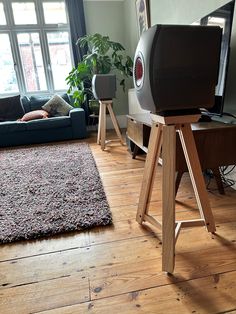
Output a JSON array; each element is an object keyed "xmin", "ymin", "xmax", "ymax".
[
  {"xmin": 20, "ymin": 96, "xmax": 31, "ymax": 113},
  {"xmin": 28, "ymin": 93, "xmax": 71, "ymax": 112},
  {"xmin": 0, "ymin": 95, "xmax": 25, "ymax": 121},
  {"xmin": 29, "ymin": 96, "xmax": 51, "ymax": 111}
]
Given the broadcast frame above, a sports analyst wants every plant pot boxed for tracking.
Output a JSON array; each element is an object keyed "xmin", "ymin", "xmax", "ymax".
[{"xmin": 89, "ymin": 100, "xmax": 100, "ymax": 115}]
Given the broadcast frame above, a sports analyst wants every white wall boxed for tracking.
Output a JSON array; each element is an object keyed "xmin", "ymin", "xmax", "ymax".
[
  {"xmin": 123, "ymin": 0, "xmax": 139, "ymax": 58},
  {"xmin": 83, "ymin": 0, "xmax": 130, "ymax": 116}
]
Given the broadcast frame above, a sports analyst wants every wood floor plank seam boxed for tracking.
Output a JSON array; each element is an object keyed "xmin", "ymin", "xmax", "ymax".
[
  {"xmin": 1, "ymin": 274, "xmax": 71, "ymax": 290},
  {"xmin": 31, "ymin": 299, "xmax": 93, "ymax": 314},
  {"xmin": 217, "ymin": 309, "xmax": 236, "ymax": 314},
  {"xmin": 2, "ymin": 236, "xmax": 234, "ymax": 293},
  {"xmin": 31, "ymin": 269, "xmax": 236, "ymax": 313},
  {"xmin": 0, "ymin": 245, "xmax": 85, "ymax": 264},
  {"xmin": 0, "ymin": 219, "xmax": 235, "ymax": 264},
  {"xmin": 0, "ymin": 234, "xmax": 156, "ymax": 264},
  {"xmin": 89, "ymin": 267, "xmax": 236, "ymax": 298}
]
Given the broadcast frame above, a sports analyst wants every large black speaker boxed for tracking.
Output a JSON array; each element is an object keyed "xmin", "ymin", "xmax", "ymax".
[
  {"xmin": 133, "ymin": 25, "xmax": 222, "ymax": 115},
  {"xmin": 92, "ymin": 74, "xmax": 116, "ymax": 100}
]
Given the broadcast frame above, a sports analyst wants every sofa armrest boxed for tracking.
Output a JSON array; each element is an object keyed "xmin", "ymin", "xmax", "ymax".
[{"xmin": 69, "ymin": 108, "xmax": 87, "ymax": 138}]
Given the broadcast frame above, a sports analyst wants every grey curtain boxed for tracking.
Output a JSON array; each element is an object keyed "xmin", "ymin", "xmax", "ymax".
[{"xmin": 65, "ymin": 0, "xmax": 86, "ymax": 66}]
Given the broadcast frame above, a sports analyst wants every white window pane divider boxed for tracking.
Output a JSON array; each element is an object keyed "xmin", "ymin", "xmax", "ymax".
[
  {"xmin": 8, "ymin": 31, "xmax": 26, "ymax": 94},
  {"xmin": 40, "ymin": 30, "xmax": 54, "ymax": 93}
]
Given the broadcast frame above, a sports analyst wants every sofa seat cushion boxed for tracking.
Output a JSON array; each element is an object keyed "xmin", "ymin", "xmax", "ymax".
[
  {"xmin": 0, "ymin": 121, "xmax": 27, "ymax": 134},
  {"xmin": 0, "ymin": 95, "xmax": 25, "ymax": 121},
  {"xmin": 26, "ymin": 116, "xmax": 71, "ymax": 130}
]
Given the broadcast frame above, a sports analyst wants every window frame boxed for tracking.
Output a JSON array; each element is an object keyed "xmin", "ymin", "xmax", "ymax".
[{"xmin": 0, "ymin": 0, "xmax": 74, "ymax": 96}]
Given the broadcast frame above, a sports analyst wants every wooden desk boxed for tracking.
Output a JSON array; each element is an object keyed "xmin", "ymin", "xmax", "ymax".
[{"xmin": 127, "ymin": 113, "xmax": 236, "ymax": 193}]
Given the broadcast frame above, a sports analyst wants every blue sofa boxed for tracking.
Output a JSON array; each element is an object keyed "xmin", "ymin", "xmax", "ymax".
[{"xmin": 0, "ymin": 94, "xmax": 87, "ymax": 147}]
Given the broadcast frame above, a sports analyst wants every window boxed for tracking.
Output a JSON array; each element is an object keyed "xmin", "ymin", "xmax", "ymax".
[
  {"xmin": 43, "ymin": 2, "xmax": 67, "ymax": 24},
  {"xmin": 47, "ymin": 32, "xmax": 72, "ymax": 90},
  {"xmin": 17, "ymin": 32, "xmax": 47, "ymax": 92},
  {"xmin": 0, "ymin": 0, "xmax": 73, "ymax": 95},
  {"xmin": 12, "ymin": 2, "xmax": 37, "ymax": 24},
  {"xmin": 0, "ymin": 34, "xmax": 19, "ymax": 93}
]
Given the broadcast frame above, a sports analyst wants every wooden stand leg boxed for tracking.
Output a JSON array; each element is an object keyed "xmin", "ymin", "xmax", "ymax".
[
  {"xmin": 136, "ymin": 123, "xmax": 162, "ymax": 223},
  {"xmin": 107, "ymin": 103, "xmax": 124, "ymax": 145},
  {"xmin": 97, "ymin": 104, "xmax": 102, "ymax": 145},
  {"xmin": 99, "ymin": 102, "xmax": 106, "ymax": 151},
  {"xmin": 178, "ymin": 124, "xmax": 216, "ymax": 233},
  {"xmin": 162, "ymin": 125, "xmax": 176, "ymax": 273}
]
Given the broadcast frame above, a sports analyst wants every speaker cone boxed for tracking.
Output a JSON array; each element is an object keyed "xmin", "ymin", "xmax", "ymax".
[{"xmin": 134, "ymin": 53, "xmax": 144, "ymax": 89}]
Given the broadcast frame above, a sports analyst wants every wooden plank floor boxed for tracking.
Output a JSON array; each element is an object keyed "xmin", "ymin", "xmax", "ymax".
[{"xmin": 0, "ymin": 131, "xmax": 236, "ymax": 314}]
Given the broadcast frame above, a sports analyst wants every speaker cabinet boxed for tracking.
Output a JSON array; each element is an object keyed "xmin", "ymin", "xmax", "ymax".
[
  {"xmin": 133, "ymin": 25, "xmax": 222, "ymax": 115},
  {"xmin": 92, "ymin": 74, "xmax": 116, "ymax": 100}
]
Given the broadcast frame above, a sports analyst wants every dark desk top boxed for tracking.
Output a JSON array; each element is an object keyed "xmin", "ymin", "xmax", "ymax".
[{"xmin": 127, "ymin": 113, "xmax": 236, "ymax": 132}]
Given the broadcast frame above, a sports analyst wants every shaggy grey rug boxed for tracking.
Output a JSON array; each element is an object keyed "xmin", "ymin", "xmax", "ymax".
[{"xmin": 0, "ymin": 143, "xmax": 112, "ymax": 243}]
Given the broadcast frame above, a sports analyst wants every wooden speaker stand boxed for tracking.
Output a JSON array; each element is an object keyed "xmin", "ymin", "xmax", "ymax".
[
  {"xmin": 97, "ymin": 100, "xmax": 125, "ymax": 150},
  {"xmin": 136, "ymin": 113, "xmax": 216, "ymax": 273}
]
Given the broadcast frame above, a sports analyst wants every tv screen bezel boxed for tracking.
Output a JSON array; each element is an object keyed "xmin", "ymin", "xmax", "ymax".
[{"xmin": 193, "ymin": 0, "xmax": 235, "ymax": 116}]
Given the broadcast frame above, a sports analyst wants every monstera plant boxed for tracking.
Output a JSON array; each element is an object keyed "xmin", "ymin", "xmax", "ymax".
[{"xmin": 66, "ymin": 33, "xmax": 133, "ymax": 109}]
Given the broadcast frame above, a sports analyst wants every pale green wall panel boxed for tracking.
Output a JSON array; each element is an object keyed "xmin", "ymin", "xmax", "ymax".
[
  {"xmin": 84, "ymin": 1, "xmax": 125, "ymax": 44},
  {"xmin": 84, "ymin": 0, "xmax": 131, "ymax": 115},
  {"xmin": 123, "ymin": 0, "xmax": 139, "ymax": 57}
]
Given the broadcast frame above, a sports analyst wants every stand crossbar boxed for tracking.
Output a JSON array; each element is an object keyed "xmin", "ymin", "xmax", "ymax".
[
  {"xmin": 97, "ymin": 100, "xmax": 124, "ymax": 150},
  {"xmin": 136, "ymin": 114, "xmax": 216, "ymax": 273}
]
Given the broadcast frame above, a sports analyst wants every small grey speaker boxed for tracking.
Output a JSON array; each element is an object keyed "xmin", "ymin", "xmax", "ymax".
[{"xmin": 92, "ymin": 74, "xmax": 116, "ymax": 100}]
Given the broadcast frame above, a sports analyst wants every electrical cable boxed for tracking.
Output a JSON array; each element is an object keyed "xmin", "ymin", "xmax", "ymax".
[
  {"xmin": 222, "ymin": 112, "xmax": 236, "ymax": 119},
  {"xmin": 204, "ymin": 166, "xmax": 235, "ymax": 191}
]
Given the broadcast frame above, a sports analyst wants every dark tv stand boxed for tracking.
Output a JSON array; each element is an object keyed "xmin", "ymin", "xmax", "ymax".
[{"xmin": 127, "ymin": 113, "xmax": 236, "ymax": 194}]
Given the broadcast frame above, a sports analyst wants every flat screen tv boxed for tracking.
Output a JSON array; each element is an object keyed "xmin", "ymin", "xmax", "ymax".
[{"xmin": 193, "ymin": 1, "xmax": 235, "ymax": 116}]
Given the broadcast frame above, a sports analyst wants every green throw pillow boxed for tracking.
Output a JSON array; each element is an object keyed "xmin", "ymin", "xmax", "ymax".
[{"xmin": 42, "ymin": 94, "xmax": 73, "ymax": 117}]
